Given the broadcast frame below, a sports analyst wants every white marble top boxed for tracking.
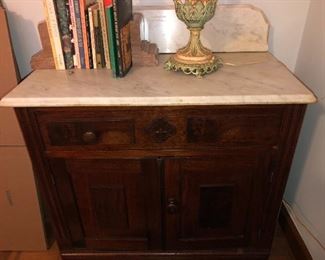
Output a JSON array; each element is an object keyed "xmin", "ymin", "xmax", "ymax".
[{"xmin": 0, "ymin": 53, "xmax": 316, "ymax": 107}]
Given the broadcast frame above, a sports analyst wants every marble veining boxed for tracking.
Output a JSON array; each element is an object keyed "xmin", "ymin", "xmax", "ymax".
[
  {"xmin": 0, "ymin": 53, "xmax": 317, "ymax": 107},
  {"xmin": 136, "ymin": 4, "xmax": 269, "ymax": 53}
]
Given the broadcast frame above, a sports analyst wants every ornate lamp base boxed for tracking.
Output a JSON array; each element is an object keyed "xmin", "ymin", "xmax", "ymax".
[
  {"xmin": 165, "ymin": 55, "xmax": 222, "ymax": 78},
  {"xmin": 165, "ymin": 27, "xmax": 222, "ymax": 77}
]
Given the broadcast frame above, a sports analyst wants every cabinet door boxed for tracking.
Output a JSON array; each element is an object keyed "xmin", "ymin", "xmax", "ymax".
[
  {"xmin": 164, "ymin": 150, "xmax": 271, "ymax": 250},
  {"xmin": 50, "ymin": 158, "xmax": 161, "ymax": 251}
]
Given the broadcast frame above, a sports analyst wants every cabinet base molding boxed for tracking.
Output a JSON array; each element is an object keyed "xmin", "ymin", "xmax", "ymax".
[{"xmin": 61, "ymin": 251, "xmax": 269, "ymax": 260}]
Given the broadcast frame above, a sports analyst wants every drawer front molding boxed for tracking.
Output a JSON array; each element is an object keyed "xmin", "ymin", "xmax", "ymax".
[{"xmin": 34, "ymin": 106, "xmax": 285, "ymax": 152}]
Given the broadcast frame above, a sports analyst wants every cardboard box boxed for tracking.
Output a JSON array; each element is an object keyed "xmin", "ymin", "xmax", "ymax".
[
  {"xmin": 0, "ymin": 6, "xmax": 19, "ymax": 98},
  {"xmin": 0, "ymin": 107, "xmax": 25, "ymax": 145},
  {"xmin": 0, "ymin": 147, "xmax": 48, "ymax": 250},
  {"xmin": 0, "ymin": 6, "xmax": 50, "ymax": 250},
  {"xmin": 0, "ymin": 6, "xmax": 24, "ymax": 145}
]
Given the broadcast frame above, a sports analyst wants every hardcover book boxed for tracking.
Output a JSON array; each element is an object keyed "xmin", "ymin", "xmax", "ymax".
[
  {"xmin": 104, "ymin": 0, "xmax": 119, "ymax": 76},
  {"xmin": 68, "ymin": 0, "xmax": 81, "ymax": 68},
  {"xmin": 112, "ymin": 0, "xmax": 133, "ymax": 77},
  {"xmin": 88, "ymin": 3, "xmax": 99, "ymax": 69},
  {"xmin": 79, "ymin": 0, "xmax": 96, "ymax": 69},
  {"xmin": 43, "ymin": 0, "xmax": 65, "ymax": 70},
  {"xmin": 94, "ymin": 8, "xmax": 105, "ymax": 68},
  {"xmin": 85, "ymin": 9, "xmax": 94, "ymax": 69},
  {"xmin": 72, "ymin": 0, "xmax": 86, "ymax": 68},
  {"xmin": 55, "ymin": 0, "xmax": 74, "ymax": 69},
  {"xmin": 97, "ymin": 0, "xmax": 111, "ymax": 69}
]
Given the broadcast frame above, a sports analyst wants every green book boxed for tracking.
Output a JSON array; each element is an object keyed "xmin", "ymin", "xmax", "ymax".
[
  {"xmin": 112, "ymin": 0, "xmax": 133, "ymax": 77},
  {"xmin": 104, "ymin": 0, "xmax": 118, "ymax": 77}
]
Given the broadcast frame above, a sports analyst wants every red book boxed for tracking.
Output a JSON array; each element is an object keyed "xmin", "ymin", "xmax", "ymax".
[{"xmin": 79, "ymin": 0, "xmax": 95, "ymax": 69}]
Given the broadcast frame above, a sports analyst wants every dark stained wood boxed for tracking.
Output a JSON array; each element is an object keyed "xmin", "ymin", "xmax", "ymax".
[
  {"xmin": 48, "ymin": 159, "xmax": 85, "ymax": 247},
  {"xmin": 163, "ymin": 150, "xmax": 271, "ymax": 250},
  {"xmin": 15, "ymin": 104, "xmax": 307, "ymax": 259},
  {"xmin": 257, "ymin": 105, "xmax": 307, "ymax": 249},
  {"xmin": 55, "ymin": 158, "xmax": 161, "ymax": 251},
  {"xmin": 34, "ymin": 105, "xmax": 284, "ymax": 151},
  {"xmin": 145, "ymin": 117, "xmax": 177, "ymax": 143},
  {"xmin": 15, "ymin": 108, "xmax": 76, "ymax": 250},
  {"xmin": 44, "ymin": 118, "xmax": 135, "ymax": 147},
  {"xmin": 279, "ymin": 204, "xmax": 313, "ymax": 260},
  {"xmin": 187, "ymin": 113, "xmax": 283, "ymax": 145}
]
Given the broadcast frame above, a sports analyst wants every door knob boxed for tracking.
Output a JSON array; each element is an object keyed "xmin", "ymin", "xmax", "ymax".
[
  {"xmin": 167, "ymin": 198, "xmax": 178, "ymax": 214},
  {"xmin": 82, "ymin": 131, "xmax": 97, "ymax": 144}
]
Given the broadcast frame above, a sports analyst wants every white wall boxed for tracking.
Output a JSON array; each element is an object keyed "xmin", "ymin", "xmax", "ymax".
[
  {"xmin": 2, "ymin": 0, "xmax": 44, "ymax": 78},
  {"xmin": 284, "ymin": 0, "xmax": 325, "ymax": 259}
]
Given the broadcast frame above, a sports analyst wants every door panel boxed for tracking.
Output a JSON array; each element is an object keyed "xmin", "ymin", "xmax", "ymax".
[
  {"xmin": 164, "ymin": 150, "xmax": 270, "ymax": 250},
  {"xmin": 58, "ymin": 158, "xmax": 161, "ymax": 250}
]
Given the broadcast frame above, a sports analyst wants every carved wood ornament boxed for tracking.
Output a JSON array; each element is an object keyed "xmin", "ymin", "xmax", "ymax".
[{"xmin": 145, "ymin": 118, "xmax": 176, "ymax": 143}]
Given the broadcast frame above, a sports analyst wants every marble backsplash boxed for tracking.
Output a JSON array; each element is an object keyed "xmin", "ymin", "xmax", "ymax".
[{"xmin": 134, "ymin": 4, "xmax": 270, "ymax": 53}]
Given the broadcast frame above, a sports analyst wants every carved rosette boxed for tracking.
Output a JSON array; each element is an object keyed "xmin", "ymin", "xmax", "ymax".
[{"xmin": 145, "ymin": 118, "xmax": 176, "ymax": 143}]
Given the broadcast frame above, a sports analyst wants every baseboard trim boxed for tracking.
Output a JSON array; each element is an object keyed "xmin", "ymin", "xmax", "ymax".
[{"xmin": 279, "ymin": 204, "xmax": 313, "ymax": 260}]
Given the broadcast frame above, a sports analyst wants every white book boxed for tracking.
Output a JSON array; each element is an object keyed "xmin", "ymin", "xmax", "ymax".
[
  {"xmin": 88, "ymin": 5, "xmax": 97, "ymax": 69},
  {"xmin": 43, "ymin": 0, "xmax": 65, "ymax": 70}
]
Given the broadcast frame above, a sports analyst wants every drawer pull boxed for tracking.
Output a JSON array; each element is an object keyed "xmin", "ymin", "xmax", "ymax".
[
  {"xmin": 167, "ymin": 198, "xmax": 178, "ymax": 214},
  {"xmin": 82, "ymin": 131, "xmax": 97, "ymax": 144}
]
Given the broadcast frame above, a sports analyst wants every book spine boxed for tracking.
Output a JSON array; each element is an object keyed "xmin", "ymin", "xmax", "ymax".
[
  {"xmin": 93, "ymin": 8, "xmax": 105, "ymax": 68},
  {"xmin": 73, "ymin": 0, "xmax": 86, "ymax": 68},
  {"xmin": 43, "ymin": 0, "xmax": 65, "ymax": 70},
  {"xmin": 97, "ymin": 0, "xmax": 111, "ymax": 69},
  {"xmin": 85, "ymin": 10, "xmax": 93, "ymax": 69},
  {"xmin": 88, "ymin": 6, "xmax": 97, "ymax": 69},
  {"xmin": 65, "ymin": 2, "xmax": 77, "ymax": 68},
  {"xmin": 95, "ymin": 9, "xmax": 105, "ymax": 68},
  {"xmin": 68, "ymin": 0, "xmax": 81, "ymax": 68},
  {"xmin": 55, "ymin": 0, "xmax": 74, "ymax": 69},
  {"xmin": 104, "ymin": 0, "xmax": 118, "ymax": 77},
  {"xmin": 79, "ymin": 0, "xmax": 91, "ymax": 69},
  {"xmin": 112, "ymin": 0, "xmax": 123, "ymax": 76}
]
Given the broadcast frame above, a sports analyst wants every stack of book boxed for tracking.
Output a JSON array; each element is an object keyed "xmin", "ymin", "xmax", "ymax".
[{"xmin": 43, "ymin": 0, "xmax": 133, "ymax": 77}]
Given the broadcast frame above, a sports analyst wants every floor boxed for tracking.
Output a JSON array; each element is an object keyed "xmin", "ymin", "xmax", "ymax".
[
  {"xmin": 0, "ymin": 225, "xmax": 295, "ymax": 260},
  {"xmin": 269, "ymin": 225, "xmax": 296, "ymax": 260}
]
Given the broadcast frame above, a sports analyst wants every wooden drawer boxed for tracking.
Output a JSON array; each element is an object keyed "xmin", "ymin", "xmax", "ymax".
[
  {"xmin": 35, "ymin": 106, "xmax": 284, "ymax": 151},
  {"xmin": 186, "ymin": 112, "xmax": 283, "ymax": 146},
  {"xmin": 38, "ymin": 115, "xmax": 135, "ymax": 149}
]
